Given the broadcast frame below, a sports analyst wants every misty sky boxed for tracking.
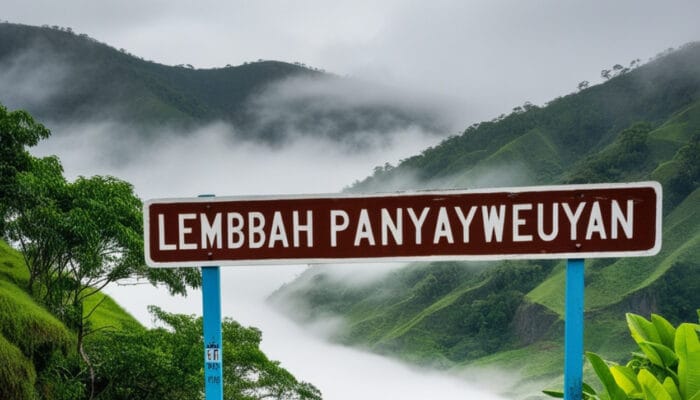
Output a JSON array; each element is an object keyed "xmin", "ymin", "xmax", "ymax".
[{"xmin": 4, "ymin": 0, "xmax": 700, "ymax": 121}]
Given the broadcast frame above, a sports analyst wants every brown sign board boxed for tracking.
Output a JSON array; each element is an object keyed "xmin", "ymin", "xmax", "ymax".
[{"xmin": 144, "ymin": 182, "xmax": 662, "ymax": 268}]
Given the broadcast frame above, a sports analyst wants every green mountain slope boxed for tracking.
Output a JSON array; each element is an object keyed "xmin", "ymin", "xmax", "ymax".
[
  {"xmin": 272, "ymin": 43, "xmax": 700, "ymax": 393},
  {"xmin": 0, "ymin": 22, "xmax": 447, "ymax": 144},
  {"xmin": 352, "ymin": 43, "xmax": 700, "ymax": 191},
  {"xmin": 0, "ymin": 23, "xmax": 315, "ymax": 125},
  {"xmin": 0, "ymin": 240, "xmax": 141, "ymax": 398}
]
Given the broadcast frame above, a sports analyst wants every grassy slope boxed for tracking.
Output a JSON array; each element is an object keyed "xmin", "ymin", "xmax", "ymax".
[
  {"xmin": 526, "ymin": 99, "xmax": 700, "ymax": 311},
  {"xmin": 340, "ymin": 267, "xmax": 497, "ymax": 366},
  {"xmin": 0, "ymin": 241, "xmax": 141, "ymax": 331},
  {"xmin": 527, "ymin": 188, "xmax": 700, "ymax": 316},
  {"xmin": 464, "ymin": 104, "xmax": 700, "ymax": 395},
  {"xmin": 526, "ymin": 102, "xmax": 700, "ymax": 316},
  {"xmin": 379, "ymin": 278, "xmax": 490, "ymax": 342},
  {"xmin": 0, "ymin": 240, "xmax": 142, "ymax": 397},
  {"xmin": 471, "ymin": 117, "xmax": 700, "ymax": 391},
  {"xmin": 452, "ymin": 127, "xmax": 564, "ymax": 187},
  {"xmin": 495, "ymin": 184, "xmax": 699, "ymax": 389},
  {"xmin": 0, "ymin": 332, "xmax": 36, "ymax": 399},
  {"xmin": 0, "ymin": 241, "xmax": 70, "ymax": 397},
  {"xmin": 585, "ymin": 190, "xmax": 700, "ymax": 309}
]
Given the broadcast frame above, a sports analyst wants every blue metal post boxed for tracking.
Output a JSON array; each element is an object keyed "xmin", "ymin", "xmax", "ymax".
[
  {"xmin": 201, "ymin": 194, "xmax": 223, "ymax": 400},
  {"xmin": 202, "ymin": 267, "xmax": 223, "ymax": 399},
  {"xmin": 564, "ymin": 259, "xmax": 585, "ymax": 400}
]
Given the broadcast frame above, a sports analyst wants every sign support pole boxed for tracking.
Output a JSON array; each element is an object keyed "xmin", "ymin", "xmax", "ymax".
[
  {"xmin": 202, "ymin": 266, "xmax": 223, "ymax": 399},
  {"xmin": 201, "ymin": 194, "xmax": 223, "ymax": 400},
  {"xmin": 564, "ymin": 258, "xmax": 584, "ymax": 400}
]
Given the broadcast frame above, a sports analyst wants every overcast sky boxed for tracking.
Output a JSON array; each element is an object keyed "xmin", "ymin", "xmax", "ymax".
[{"xmin": 4, "ymin": 0, "xmax": 700, "ymax": 122}]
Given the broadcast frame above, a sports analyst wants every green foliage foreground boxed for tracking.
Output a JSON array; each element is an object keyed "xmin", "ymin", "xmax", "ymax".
[{"xmin": 544, "ymin": 311, "xmax": 700, "ymax": 400}]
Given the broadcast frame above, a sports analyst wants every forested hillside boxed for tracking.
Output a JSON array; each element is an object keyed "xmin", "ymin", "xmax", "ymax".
[
  {"xmin": 0, "ymin": 22, "xmax": 447, "ymax": 145},
  {"xmin": 272, "ymin": 43, "xmax": 700, "ymax": 394}
]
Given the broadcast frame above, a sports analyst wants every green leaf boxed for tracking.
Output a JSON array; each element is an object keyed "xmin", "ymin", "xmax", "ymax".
[
  {"xmin": 611, "ymin": 365, "xmax": 642, "ymax": 397},
  {"xmin": 627, "ymin": 313, "xmax": 662, "ymax": 346},
  {"xmin": 583, "ymin": 382, "xmax": 599, "ymax": 397},
  {"xmin": 637, "ymin": 342, "xmax": 665, "ymax": 368},
  {"xmin": 638, "ymin": 369, "xmax": 672, "ymax": 400},
  {"xmin": 587, "ymin": 352, "xmax": 627, "ymax": 399},
  {"xmin": 543, "ymin": 390, "xmax": 564, "ymax": 398},
  {"xmin": 675, "ymin": 323, "xmax": 700, "ymax": 400},
  {"xmin": 662, "ymin": 377, "xmax": 681, "ymax": 400},
  {"xmin": 688, "ymin": 323, "xmax": 700, "ymax": 334},
  {"xmin": 638, "ymin": 341, "xmax": 678, "ymax": 369},
  {"xmin": 651, "ymin": 314, "xmax": 676, "ymax": 350}
]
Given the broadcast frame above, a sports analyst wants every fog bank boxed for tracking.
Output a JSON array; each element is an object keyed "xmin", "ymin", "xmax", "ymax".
[{"xmin": 34, "ymin": 120, "xmax": 443, "ymax": 198}]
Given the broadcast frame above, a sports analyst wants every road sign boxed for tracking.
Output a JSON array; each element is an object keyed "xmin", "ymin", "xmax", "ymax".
[{"xmin": 144, "ymin": 182, "xmax": 661, "ymax": 267}]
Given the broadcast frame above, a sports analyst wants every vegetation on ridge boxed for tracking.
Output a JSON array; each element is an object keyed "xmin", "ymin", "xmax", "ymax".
[{"xmin": 0, "ymin": 22, "xmax": 446, "ymax": 146}]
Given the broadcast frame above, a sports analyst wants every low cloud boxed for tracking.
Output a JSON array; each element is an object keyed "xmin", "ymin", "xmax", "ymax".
[
  {"xmin": 240, "ymin": 73, "xmax": 466, "ymax": 148},
  {"xmin": 350, "ymin": 157, "xmax": 534, "ymax": 195},
  {"xmin": 33, "ymin": 119, "xmax": 445, "ymax": 199},
  {"xmin": 0, "ymin": 45, "xmax": 73, "ymax": 111}
]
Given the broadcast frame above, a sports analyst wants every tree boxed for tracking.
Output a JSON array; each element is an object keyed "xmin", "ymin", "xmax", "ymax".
[
  {"xmin": 6, "ymin": 155, "xmax": 69, "ymax": 297},
  {"xmin": 0, "ymin": 104, "xmax": 50, "ymax": 234},
  {"xmin": 6, "ymin": 155, "xmax": 202, "ymax": 399},
  {"xmin": 1, "ymin": 103, "xmax": 200, "ymax": 328},
  {"xmin": 1, "ymin": 104, "xmax": 201, "ymax": 397},
  {"xmin": 668, "ymin": 134, "xmax": 700, "ymax": 206},
  {"xmin": 8, "ymin": 156, "xmax": 202, "ymax": 315},
  {"xmin": 87, "ymin": 307, "xmax": 322, "ymax": 400}
]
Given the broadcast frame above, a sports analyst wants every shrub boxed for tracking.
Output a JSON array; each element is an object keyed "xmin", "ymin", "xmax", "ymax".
[{"xmin": 544, "ymin": 310, "xmax": 700, "ymax": 399}]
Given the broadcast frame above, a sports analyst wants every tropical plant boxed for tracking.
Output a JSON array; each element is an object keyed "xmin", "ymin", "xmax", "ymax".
[{"xmin": 544, "ymin": 310, "xmax": 700, "ymax": 399}]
